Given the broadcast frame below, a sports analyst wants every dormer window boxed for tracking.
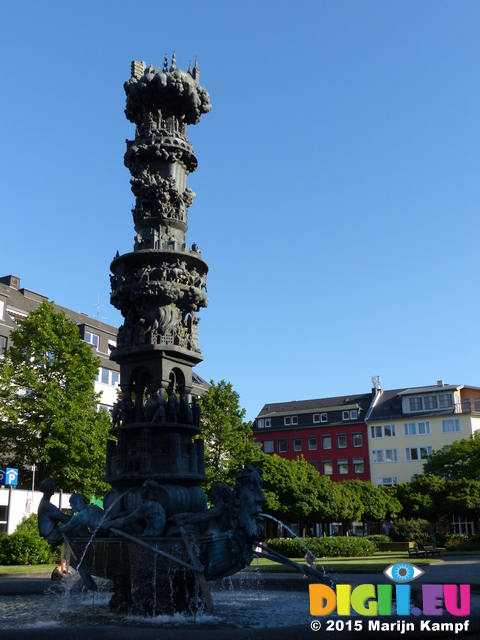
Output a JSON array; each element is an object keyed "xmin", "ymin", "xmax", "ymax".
[
  {"xmin": 439, "ymin": 393, "xmax": 453, "ymax": 409},
  {"xmin": 409, "ymin": 397, "xmax": 423, "ymax": 411},
  {"xmin": 85, "ymin": 331, "xmax": 99, "ymax": 350},
  {"xmin": 284, "ymin": 416, "xmax": 298, "ymax": 426}
]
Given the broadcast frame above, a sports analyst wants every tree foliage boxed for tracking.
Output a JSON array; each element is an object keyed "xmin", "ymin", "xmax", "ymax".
[
  {"xmin": 423, "ymin": 435, "xmax": 480, "ymax": 481},
  {"xmin": 0, "ymin": 300, "xmax": 112, "ymax": 498},
  {"xmin": 198, "ymin": 379, "xmax": 260, "ymax": 493}
]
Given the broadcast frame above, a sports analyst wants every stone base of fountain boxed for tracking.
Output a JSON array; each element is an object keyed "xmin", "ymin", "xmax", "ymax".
[{"xmin": 68, "ymin": 532, "xmax": 255, "ymax": 616}]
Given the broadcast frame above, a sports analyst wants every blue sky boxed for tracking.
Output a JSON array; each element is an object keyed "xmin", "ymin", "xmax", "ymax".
[{"xmin": 1, "ymin": 2, "xmax": 480, "ymax": 420}]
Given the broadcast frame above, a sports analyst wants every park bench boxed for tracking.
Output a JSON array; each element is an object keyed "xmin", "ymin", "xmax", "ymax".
[
  {"xmin": 423, "ymin": 545, "xmax": 441, "ymax": 558},
  {"xmin": 407, "ymin": 545, "xmax": 425, "ymax": 558}
]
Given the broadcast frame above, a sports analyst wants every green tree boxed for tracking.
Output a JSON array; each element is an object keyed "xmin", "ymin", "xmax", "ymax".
[
  {"xmin": 198, "ymin": 379, "xmax": 259, "ymax": 493},
  {"xmin": 423, "ymin": 435, "xmax": 480, "ymax": 481},
  {"xmin": 0, "ymin": 300, "xmax": 112, "ymax": 498},
  {"xmin": 392, "ymin": 475, "xmax": 446, "ymax": 521},
  {"xmin": 344, "ymin": 479, "xmax": 389, "ymax": 531},
  {"xmin": 259, "ymin": 453, "xmax": 323, "ymax": 532}
]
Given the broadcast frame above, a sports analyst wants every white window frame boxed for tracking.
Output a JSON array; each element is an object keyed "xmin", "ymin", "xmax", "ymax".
[
  {"xmin": 350, "ymin": 409, "xmax": 358, "ymax": 420},
  {"xmin": 353, "ymin": 458, "xmax": 364, "ymax": 473},
  {"xmin": 257, "ymin": 419, "xmax": 264, "ymax": 429},
  {"xmin": 85, "ymin": 331, "xmax": 99, "ymax": 350},
  {"xmin": 321, "ymin": 412, "xmax": 328, "ymax": 422},
  {"xmin": 322, "ymin": 435, "xmax": 332, "ymax": 450},
  {"xmin": 264, "ymin": 440, "xmax": 274, "ymax": 454},
  {"xmin": 439, "ymin": 393, "xmax": 453, "ymax": 409},
  {"xmin": 0, "ymin": 300, "xmax": 4, "ymax": 320},
  {"xmin": 265, "ymin": 418, "xmax": 271, "ymax": 428},
  {"xmin": 342, "ymin": 411, "xmax": 350, "ymax": 420},
  {"xmin": 291, "ymin": 415, "xmax": 298, "ymax": 425},
  {"xmin": 405, "ymin": 445, "xmax": 432, "ymax": 461},
  {"xmin": 403, "ymin": 421, "xmax": 431, "ymax": 437},
  {"xmin": 409, "ymin": 397, "xmax": 423, "ymax": 412},
  {"xmin": 424, "ymin": 395, "xmax": 438, "ymax": 410},
  {"xmin": 292, "ymin": 437, "xmax": 302, "ymax": 452},
  {"xmin": 313, "ymin": 413, "xmax": 320, "ymax": 423},
  {"xmin": 352, "ymin": 433, "xmax": 363, "ymax": 447},
  {"xmin": 442, "ymin": 418, "xmax": 461, "ymax": 433},
  {"xmin": 370, "ymin": 424, "xmax": 396, "ymax": 439},
  {"xmin": 278, "ymin": 439, "xmax": 287, "ymax": 453},
  {"xmin": 338, "ymin": 459, "xmax": 349, "ymax": 475},
  {"xmin": 372, "ymin": 448, "xmax": 398, "ymax": 463},
  {"xmin": 323, "ymin": 460, "xmax": 333, "ymax": 475},
  {"xmin": 376, "ymin": 476, "xmax": 398, "ymax": 487},
  {"xmin": 337, "ymin": 434, "xmax": 347, "ymax": 448}
]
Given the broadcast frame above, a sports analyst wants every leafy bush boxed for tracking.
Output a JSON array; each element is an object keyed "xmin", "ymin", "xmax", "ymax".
[
  {"xmin": 366, "ymin": 534, "xmax": 391, "ymax": 549},
  {"xmin": 0, "ymin": 514, "xmax": 58, "ymax": 565},
  {"xmin": 388, "ymin": 518, "xmax": 435, "ymax": 545},
  {"xmin": 444, "ymin": 534, "xmax": 480, "ymax": 551},
  {"xmin": 266, "ymin": 536, "xmax": 376, "ymax": 558}
]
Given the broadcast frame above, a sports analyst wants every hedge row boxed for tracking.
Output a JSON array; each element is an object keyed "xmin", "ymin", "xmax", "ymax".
[
  {"xmin": 443, "ymin": 534, "xmax": 480, "ymax": 551},
  {"xmin": 265, "ymin": 536, "xmax": 377, "ymax": 558},
  {"xmin": 0, "ymin": 515, "xmax": 58, "ymax": 566}
]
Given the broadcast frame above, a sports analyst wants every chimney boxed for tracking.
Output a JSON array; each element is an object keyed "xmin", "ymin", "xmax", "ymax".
[
  {"xmin": 437, "ymin": 380, "xmax": 444, "ymax": 387},
  {"xmin": 0, "ymin": 275, "xmax": 20, "ymax": 290}
]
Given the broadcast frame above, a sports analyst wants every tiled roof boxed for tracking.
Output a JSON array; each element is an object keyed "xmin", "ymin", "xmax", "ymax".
[{"xmin": 256, "ymin": 392, "xmax": 374, "ymax": 418}]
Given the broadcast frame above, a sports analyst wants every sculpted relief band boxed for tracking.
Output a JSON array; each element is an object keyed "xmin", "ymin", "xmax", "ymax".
[{"xmin": 309, "ymin": 583, "xmax": 470, "ymax": 617}]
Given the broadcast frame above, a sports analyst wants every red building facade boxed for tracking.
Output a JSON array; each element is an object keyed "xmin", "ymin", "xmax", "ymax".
[{"xmin": 252, "ymin": 393, "xmax": 374, "ymax": 482}]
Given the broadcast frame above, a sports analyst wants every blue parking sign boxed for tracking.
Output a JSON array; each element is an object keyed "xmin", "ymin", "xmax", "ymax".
[{"xmin": 0, "ymin": 468, "xmax": 18, "ymax": 486}]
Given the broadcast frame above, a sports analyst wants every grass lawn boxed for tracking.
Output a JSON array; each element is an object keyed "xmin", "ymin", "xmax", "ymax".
[
  {"xmin": 0, "ymin": 564, "xmax": 55, "ymax": 577},
  {"xmin": 248, "ymin": 551, "xmax": 443, "ymax": 573}
]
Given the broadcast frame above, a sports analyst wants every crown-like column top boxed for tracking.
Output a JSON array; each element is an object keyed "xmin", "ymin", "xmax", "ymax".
[{"xmin": 125, "ymin": 56, "xmax": 211, "ymax": 126}]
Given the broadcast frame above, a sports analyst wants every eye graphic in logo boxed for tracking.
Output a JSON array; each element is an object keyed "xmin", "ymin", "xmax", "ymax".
[{"xmin": 384, "ymin": 563, "xmax": 424, "ymax": 583}]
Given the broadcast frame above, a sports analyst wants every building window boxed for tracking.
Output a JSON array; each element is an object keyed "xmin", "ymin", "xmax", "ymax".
[
  {"xmin": 278, "ymin": 439, "xmax": 287, "ymax": 453},
  {"xmin": 265, "ymin": 418, "xmax": 271, "ymax": 428},
  {"xmin": 403, "ymin": 421, "xmax": 431, "ymax": 436},
  {"xmin": 323, "ymin": 461, "xmax": 333, "ymax": 475},
  {"xmin": 101, "ymin": 368, "xmax": 109, "ymax": 385},
  {"xmin": 0, "ymin": 336, "xmax": 6, "ymax": 353},
  {"xmin": 321, "ymin": 413, "xmax": 328, "ymax": 422},
  {"xmin": 338, "ymin": 459, "xmax": 349, "ymax": 474},
  {"xmin": 424, "ymin": 395, "xmax": 438, "ymax": 410},
  {"xmin": 98, "ymin": 367, "xmax": 120, "ymax": 386},
  {"xmin": 322, "ymin": 435, "xmax": 332, "ymax": 450},
  {"xmin": 293, "ymin": 437, "xmax": 302, "ymax": 452},
  {"xmin": 284, "ymin": 416, "xmax": 298, "ymax": 426},
  {"xmin": 442, "ymin": 418, "xmax": 461, "ymax": 433},
  {"xmin": 0, "ymin": 300, "xmax": 4, "ymax": 320},
  {"xmin": 291, "ymin": 416, "xmax": 298, "ymax": 425},
  {"xmin": 337, "ymin": 434, "xmax": 347, "ymax": 448},
  {"xmin": 451, "ymin": 516, "xmax": 474, "ymax": 535},
  {"xmin": 370, "ymin": 424, "xmax": 396, "ymax": 439},
  {"xmin": 439, "ymin": 393, "xmax": 453, "ymax": 409},
  {"xmin": 372, "ymin": 449, "xmax": 398, "ymax": 463},
  {"xmin": 309, "ymin": 460, "xmax": 319, "ymax": 471},
  {"xmin": 376, "ymin": 476, "xmax": 398, "ymax": 487},
  {"xmin": 308, "ymin": 436, "xmax": 317, "ymax": 451},
  {"xmin": 313, "ymin": 413, "xmax": 320, "ymax": 423},
  {"xmin": 257, "ymin": 419, "xmax": 264, "ymax": 428},
  {"xmin": 342, "ymin": 411, "xmax": 350, "ymax": 420},
  {"xmin": 405, "ymin": 446, "xmax": 432, "ymax": 461},
  {"xmin": 350, "ymin": 410, "xmax": 358, "ymax": 420},
  {"xmin": 353, "ymin": 458, "xmax": 364, "ymax": 474},
  {"xmin": 264, "ymin": 440, "xmax": 274, "ymax": 454},
  {"xmin": 111, "ymin": 371, "xmax": 120, "ymax": 387},
  {"xmin": 352, "ymin": 433, "xmax": 363, "ymax": 447},
  {"xmin": 85, "ymin": 331, "xmax": 99, "ymax": 349},
  {"xmin": 409, "ymin": 397, "xmax": 423, "ymax": 411}
]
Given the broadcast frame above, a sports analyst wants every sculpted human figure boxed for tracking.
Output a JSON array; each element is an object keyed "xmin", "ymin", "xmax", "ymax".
[
  {"xmin": 191, "ymin": 397, "xmax": 201, "ymax": 427},
  {"xmin": 58, "ymin": 493, "xmax": 104, "ymax": 538},
  {"xmin": 232, "ymin": 464, "xmax": 265, "ymax": 543},
  {"xmin": 38, "ymin": 478, "xmax": 71, "ymax": 545},
  {"xmin": 171, "ymin": 483, "xmax": 233, "ymax": 535},
  {"xmin": 105, "ymin": 480, "xmax": 166, "ymax": 537},
  {"xmin": 167, "ymin": 393, "xmax": 179, "ymax": 423}
]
